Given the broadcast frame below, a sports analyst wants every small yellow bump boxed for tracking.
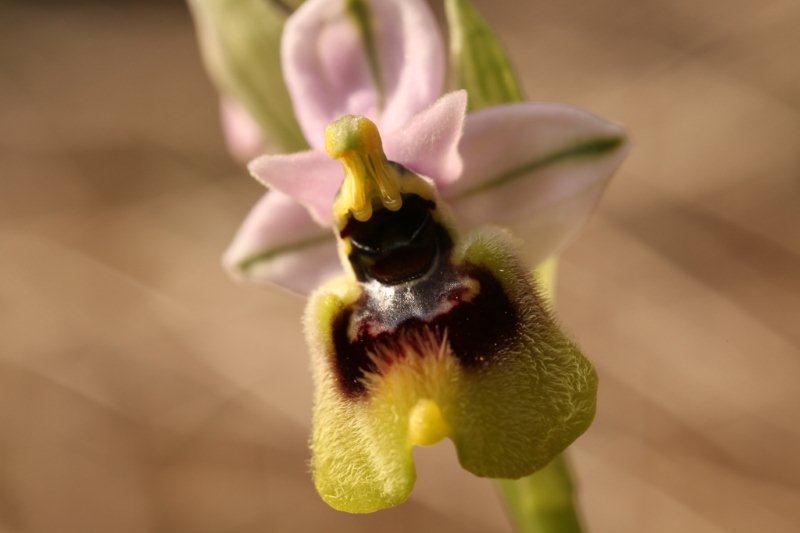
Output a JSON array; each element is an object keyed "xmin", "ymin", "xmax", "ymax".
[{"xmin": 408, "ymin": 399, "xmax": 450, "ymax": 447}]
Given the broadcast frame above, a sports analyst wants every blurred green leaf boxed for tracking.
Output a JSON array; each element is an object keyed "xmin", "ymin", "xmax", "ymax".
[
  {"xmin": 187, "ymin": 0, "xmax": 308, "ymax": 152},
  {"xmin": 444, "ymin": 0, "xmax": 525, "ymax": 111}
]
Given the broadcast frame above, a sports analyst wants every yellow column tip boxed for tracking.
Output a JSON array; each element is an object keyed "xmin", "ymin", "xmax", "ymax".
[
  {"xmin": 324, "ymin": 115, "xmax": 382, "ymax": 159},
  {"xmin": 325, "ymin": 115, "xmax": 402, "ymax": 224}
]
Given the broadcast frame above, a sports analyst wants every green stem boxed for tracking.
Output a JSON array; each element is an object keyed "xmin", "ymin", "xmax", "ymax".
[{"xmin": 496, "ymin": 454, "xmax": 584, "ymax": 533}]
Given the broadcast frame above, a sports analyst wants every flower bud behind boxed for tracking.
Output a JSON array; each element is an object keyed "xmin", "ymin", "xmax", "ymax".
[
  {"xmin": 187, "ymin": 0, "xmax": 307, "ymax": 152},
  {"xmin": 445, "ymin": 0, "xmax": 525, "ymax": 111}
]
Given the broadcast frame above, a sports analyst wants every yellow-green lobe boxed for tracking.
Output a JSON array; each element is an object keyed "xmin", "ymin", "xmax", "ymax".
[{"xmin": 305, "ymin": 229, "xmax": 597, "ymax": 513}]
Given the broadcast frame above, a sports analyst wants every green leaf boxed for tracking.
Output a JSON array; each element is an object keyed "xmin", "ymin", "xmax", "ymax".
[
  {"xmin": 444, "ymin": 0, "xmax": 525, "ymax": 111},
  {"xmin": 187, "ymin": 0, "xmax": 308, "ymax": 152}
]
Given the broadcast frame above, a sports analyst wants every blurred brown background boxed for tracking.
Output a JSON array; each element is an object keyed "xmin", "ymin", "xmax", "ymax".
[{"xmin": 2, "ymin": 0, "xmax": 799, "ymax": 531}]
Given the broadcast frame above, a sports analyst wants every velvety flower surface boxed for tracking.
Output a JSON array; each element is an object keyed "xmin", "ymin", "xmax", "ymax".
[
  {"xmin": 305, "ymin": 115, "xmax": 597, "ymax": 512},
  {"xmin": 223, "ymin": 0, "xmax": 629, "ymax": 293},
  {"xmin": 307, "ymin": 234, "xmax": 597, "ymax": 512}
]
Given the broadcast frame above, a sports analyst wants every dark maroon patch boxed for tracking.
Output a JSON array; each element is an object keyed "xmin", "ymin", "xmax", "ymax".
[
  {"xmin": 331, "ymin": 266, "xmax": 519, "ymax": 398},
  {"xmin": 330, "ymin": 306, "xmax": 379, "ymax": 397},
  {"xmin": 341, "ymin": 194, "xmax": 451, "ymax": 285}
]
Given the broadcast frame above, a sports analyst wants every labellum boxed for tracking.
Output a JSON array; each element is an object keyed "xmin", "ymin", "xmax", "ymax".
[{"xmin": 306, "ymin": 116, "xmax": 597, "ymax": 513}]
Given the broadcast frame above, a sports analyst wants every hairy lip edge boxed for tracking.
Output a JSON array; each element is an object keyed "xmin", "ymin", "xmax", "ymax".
[{"xmin": 330, "ymin": 265, "xmax": 519, "ymax": 398}]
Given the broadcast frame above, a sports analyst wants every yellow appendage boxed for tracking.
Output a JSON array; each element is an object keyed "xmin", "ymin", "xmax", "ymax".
[
  {"xmin": 408, "ymin": 399, "xmax": 451, "ymax": 446},
  {"xmin": 325, "ymin": 115, "xmax": 402, "ymax": 224}
]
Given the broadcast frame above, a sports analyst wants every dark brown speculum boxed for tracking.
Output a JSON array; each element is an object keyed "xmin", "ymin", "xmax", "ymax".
[{"xmin": 341, "ymin": 194, "xmax": 451, "ymax": 285}]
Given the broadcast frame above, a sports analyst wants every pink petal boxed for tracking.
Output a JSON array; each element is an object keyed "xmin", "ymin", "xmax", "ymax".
[
  {"xmin": 371, "ymin": 0, "xmax": 445, "ymax": 133},
  {"xmin": 248, "ymin": 149, "xmax": 342, "ymax": 226},
  {"xmin": 282, "ymin": 0, "xmax": 444, "ymax": 149},
  {"xmin": 220, "ymin": 98, "xmax": 266, "ymax": 163},
  {"xmin": 383, "ymin": 90, "xmax": 466, "ymax": 187},
  {"xmin": 223, "ymin": 191, "xmax": 340, "ymax": 294},
  {"xmin": 445, "ymin": 103, "xmax": 629, "ymax": 265}
]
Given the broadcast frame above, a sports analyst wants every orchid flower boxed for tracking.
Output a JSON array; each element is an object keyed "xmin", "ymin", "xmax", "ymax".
[
  {"xmin": 222, "ymin": 0, "xmax": 628, "ymax": 294},
  {"xmin": 212, "ymin": 0, "xmax": 629, "ymax": 516},
  {"xmin": 303, "ymin": 113, "xmax": 598, "ymax": 512}
]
